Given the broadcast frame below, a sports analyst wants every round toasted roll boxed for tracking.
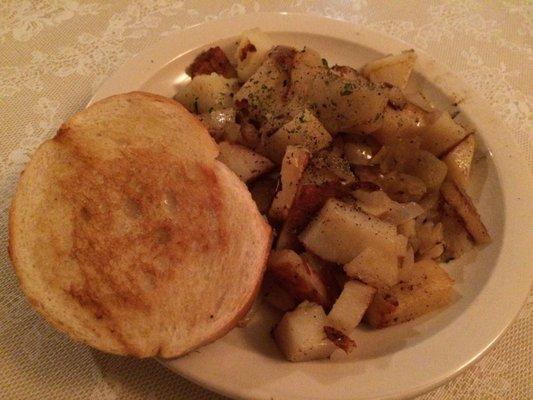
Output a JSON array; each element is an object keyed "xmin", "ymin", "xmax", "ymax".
[{"xmin": 9, "ymin": 92, "xmax": 272, "ymax": 358}]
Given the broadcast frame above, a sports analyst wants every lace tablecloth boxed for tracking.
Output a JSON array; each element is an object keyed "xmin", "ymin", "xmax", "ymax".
[{"xmin": 1, "ymin": 1, "xmax": 531, "ymax": 399}]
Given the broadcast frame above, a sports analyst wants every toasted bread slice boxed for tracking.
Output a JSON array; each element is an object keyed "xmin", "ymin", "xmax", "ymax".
[
  {"xmin": 9, "ymin": 92, "xmax": 271, "ymax": 358},
  {"xmin": 54, "ymin": 91, "xmax": 219, "ymax": 163}
]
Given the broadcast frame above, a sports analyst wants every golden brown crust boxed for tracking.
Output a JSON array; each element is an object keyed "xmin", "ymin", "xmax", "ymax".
[
  {"xmin": 440, "ymin": 180, "xmax": 490, "ymax": 245},
  {"xmin": 187, "ymin": 47, "xmax": 237, "ymax": 79},
  {"xmin": 8, "ymin": 142, "xmax": 130, "ymax": 356},
  {"xmin": 160, "ymin": 214, "xmax": 272, "ymax": 358},
  {"xmin": 8, "ymin": 92, "xmax": 271, "ymax": 358}
]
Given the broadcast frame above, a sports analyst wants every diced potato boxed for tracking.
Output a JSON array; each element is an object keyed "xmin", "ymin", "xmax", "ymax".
[
  {"xmin": 344, "ymin": 248, "xmax": 400, "ymax": 289},
  {"xmin": 275, "ymin": 182, "xmax": 347, "ymax": 250},
  {"xmin": 308, "ymin": 148, "xmax": 355, "ymax": 185},
  {"xmin": 291, "ymin": 48, "xmax": 324, "ymax": 98},
  {"xmin": 273, "ymin": 301, "xmax": 336, "ymax": 362},
  {"xmin": 287, "ymin": 182, "xmax": 346, "ymax": 227},
  {"xmin": 234, "ymin": 28, "xmax": 274, "ymax": 82},
  {"xmin": 406, "ymin": 150, "xmax": 448, "ymax": 191},
  {"xmin": 268, "ymin": 250, "xmax": 333, "ymax": 309},
  {"xmin": 333, "ymin": 70, "xmax": 407, "ymax": 125},
  {"xmin": 442, "ymin": 134, "xmax": 475, "ymax": 188},
  {"xmin": 336, "ymin": 62, "xmax": 406, "ymax": 113},
  {"xmin": 217, "ymin": 141, "xmax": 274, "ymax": 182},
  {"xmin": 187, "ymin": 46, "xmax": 237, "ymax": 79},
  {"xmin": 262, "ymin": 274, "xmax": 297, "ymax": 312},
  {"xmin": 306, "ymin": 69, "xmax": 388, "ymax": 134},
  {"xmin": 372, "ymin": 104, "xmax": 429, "ymax": 145},
  {"xmin": 398, "ymin": 245, "xmax": 415, "ymax": 282},
  {"xmin": 333, "ymin": 82, "xmax": 393, "ymax": 133},
  {"xmin": 441, "ymin": 204, "xmax": 474, "ymax": 261},
  {"xmin": 352, "ymin": 115, "xmax": 386, "ymax": 135},
  {"xmin": 299, "ymin": 160, "xmax": 336, "ymax": 187},
  {"xmin": 326, "ymin": 280, "xmax": 376, "ymax": 334},
  {"xmin": 420, "ymin": 112, "xmax": 468, "ymax": 156},
  {"xmin": 299, "ymin": 199, "xmax": 407, "ymax": 264},
  {"xmin": 249, "ymin": 176, "xmax": 278, "ymax": 215},
  {"xmin": 234, "ymin": 47, "xmax": 294, "ymax": 121},
  {"xmin": 301, "ymin": 252, "xmax": 341, "ymax": 301},
  {"xmin": 440, "ymin": 180, "xmax": 491, "ymax": 244},
  {"xmin": 175, "ymin": 73, "xmax": 239, "ymax": 113},
  {"xmin": 365, "ymin": 259, "xmax": 454, "ymax": 327},
  {"xmin": 262, "ymin": 109, "xmax": 332, "ymax": 163},
  {"xmin": 270, "ymin": 146, "xmax": 311, "ymax": 220},
  {"xmin": 255, "ymin": 113, "xmax": 295, "ymax": 148},
  {"xmin": 362, "ymin": 50, "xmax": 417, "ymax": 90},
  {"xmin": 343, "ymin": 94, "xmax": 387, "ymax": 134}
]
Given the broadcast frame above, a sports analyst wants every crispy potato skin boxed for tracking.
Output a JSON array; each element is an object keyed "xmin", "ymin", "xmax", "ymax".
[
  {"xmin": 324, "ymin": 325, "xmax": 356, "ymax": 353},
  {"xmin": 440, "ymin": 180, "xmax": 491, "ymax": 244},
  {"xmin": 365, "ymin": 260, "xmax": 454, "ymax": 328},
  {"xmin": 275, "ymin": 182, "xmax": 348, "ymax": 250},
  {"xmin": 268, "ymin": 250, "xmax": 335, "ymax": 309},
  {"xmin": 188, "ymin": 46, "xmax": 237, "ymax": 78}
]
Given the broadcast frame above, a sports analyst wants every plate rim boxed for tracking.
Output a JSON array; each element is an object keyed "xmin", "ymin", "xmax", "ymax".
[{"xmin": 90, "ymin": 12, "xmax": 533, "ymax": 400}]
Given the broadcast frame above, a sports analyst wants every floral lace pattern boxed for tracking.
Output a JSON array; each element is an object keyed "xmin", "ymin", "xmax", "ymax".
[
  {"xmin": 0, "ymin": 1, "xmax": 531, "ymax": 399},
  {"xmin": 0, "ymin": 0, "xmax": 103, "ymax": 43}
]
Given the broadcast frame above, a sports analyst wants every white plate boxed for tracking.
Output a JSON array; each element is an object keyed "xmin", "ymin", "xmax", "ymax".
[{"xmin": 91, "ymin": 13, "xmax": 533, "ymax": 400}]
